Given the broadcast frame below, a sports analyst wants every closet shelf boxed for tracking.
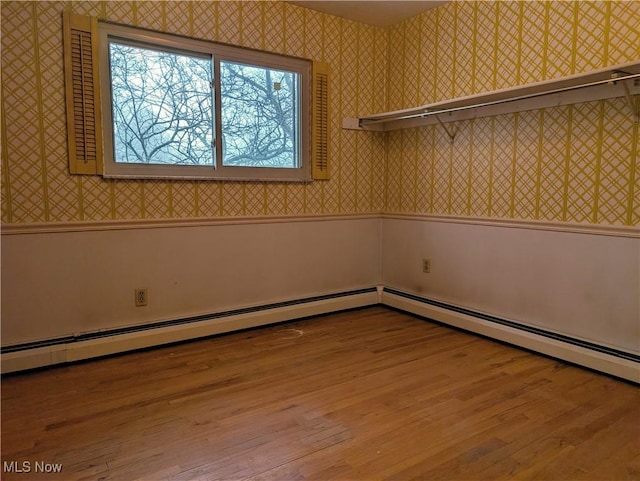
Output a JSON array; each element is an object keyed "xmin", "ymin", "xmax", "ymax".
[{"xmin": 343, "ymin": 60, "xmax": 640, "ymax": 133}]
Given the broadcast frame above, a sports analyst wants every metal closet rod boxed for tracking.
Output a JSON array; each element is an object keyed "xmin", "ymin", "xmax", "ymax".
[{"xmin": 359, "ymin": 71, "xmax": 640, "ymax": 126}]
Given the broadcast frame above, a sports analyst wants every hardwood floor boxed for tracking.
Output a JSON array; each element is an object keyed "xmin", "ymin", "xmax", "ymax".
[{"xmin": 2, "ymin": 306, "xmax": 639, "ymax": 480}]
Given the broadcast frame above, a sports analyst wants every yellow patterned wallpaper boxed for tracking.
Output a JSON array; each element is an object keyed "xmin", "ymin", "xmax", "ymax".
[
  {"xmin": 385, "ymin": 0, "xmax": 640, "ymax": 226},
  {"xmin": 1, "ymin": 0, "xmax": 387, "ymax": 224},
  {"xmin": 2, "ymin": 1, "xmax": 639, "ymax": 227}
]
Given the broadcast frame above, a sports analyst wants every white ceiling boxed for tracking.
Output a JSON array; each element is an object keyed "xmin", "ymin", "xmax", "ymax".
[{"xmin": 286, "ymin": 1, "xmax": 447, "ymax": 27}]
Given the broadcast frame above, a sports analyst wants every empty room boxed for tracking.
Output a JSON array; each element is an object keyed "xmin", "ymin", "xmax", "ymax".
[{"xmin": 1, "ymin": 0, "xmax": 639, "ymax": 479}]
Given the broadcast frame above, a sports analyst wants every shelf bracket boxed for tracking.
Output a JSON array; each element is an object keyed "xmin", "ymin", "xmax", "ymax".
[
  {"xmin": 611, "ymin": 71, "xmax": 639, "ymax": 122},
  {"xmin": 435, "ymin": 114, "xmax": 458, "ymax": 144}
]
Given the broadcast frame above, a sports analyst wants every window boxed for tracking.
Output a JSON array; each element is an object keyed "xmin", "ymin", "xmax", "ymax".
[
  {"xmin": 219, "ymin": 61, "xmax": 302, "ymax": 173},
  {"xmin": 97, "ymin": 22, "xmax": 310, "ymax": 181},
  {"xmin": 61, "ymin": 13, "xmax": 321, "ymax": 181},
  {"xmin": 107, "ymin": 41, "xmax": 215, "ymax": 171}
]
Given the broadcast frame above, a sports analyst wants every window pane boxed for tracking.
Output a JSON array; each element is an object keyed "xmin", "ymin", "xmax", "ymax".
[
  {"xmin": 109, "ymin": 42, "xmax": 214, "ymax": 166},
  {"xmin": 220, "ymin": 61, "xmax": 299, "ymax": 168}
]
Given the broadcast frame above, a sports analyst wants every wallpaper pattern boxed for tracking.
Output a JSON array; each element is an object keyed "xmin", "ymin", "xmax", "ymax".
[
  {"xmin": 1, "ymin": 0, "xmax": 387, "ymax": 223},
  {"xmin": 384, "ymin": 1, "xmax": 639, "ymax": 226},
  {"xmin": 2, "ymin": 1, "xmax": 639, "ymax": 227}
]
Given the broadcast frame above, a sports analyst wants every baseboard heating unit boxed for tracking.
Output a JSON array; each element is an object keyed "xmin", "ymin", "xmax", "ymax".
[
  {"xmin": 382, "ymin": 287, "xmax": 639, "ymax": 384},
  {"xmin": 1, "ymin": 288, "xmax": 380, "ymax": 374},
  {"xmin": 3, "ymin": 286, "xmax": 638, "ymax": 383}
]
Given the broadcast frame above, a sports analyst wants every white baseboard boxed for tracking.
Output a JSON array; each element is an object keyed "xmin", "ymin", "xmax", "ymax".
[
  {"xmin": 1, "ymin": 289, "xmax": 380, "ymax": 374},
  {"xmin": 4, "ymin": 287, "xmax": 638, "ymax": 383},
  {"xmin": 382, "ymin": 289, "xmax": 640, "ymax": 383}
]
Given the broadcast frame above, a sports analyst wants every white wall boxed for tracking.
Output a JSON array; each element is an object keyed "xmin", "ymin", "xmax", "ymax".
[
  {"xmin": 381, "ymin": 217, "xmax": 640, "ymax": 355},
  {"xmin": 1, "ymin": 216, "xmax": 381, "ymax": 346},
  {"xmin": 4, "ymin": 213, "xmax": 638, "ymax": 367}
]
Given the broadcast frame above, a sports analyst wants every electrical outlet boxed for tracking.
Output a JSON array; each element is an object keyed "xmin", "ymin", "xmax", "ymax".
[
  {"xmin": 422, "ymin": 259, "xmax": 431, "ymax": 273},
  {"xmin": 135, "ymin": 288, "xmax": 148, "ymax": 307}
]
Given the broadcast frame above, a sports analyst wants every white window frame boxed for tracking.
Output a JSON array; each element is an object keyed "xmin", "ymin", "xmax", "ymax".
[{"xmin": 98, "ymin": 22, "xmax": 311, "ymax": 182}]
